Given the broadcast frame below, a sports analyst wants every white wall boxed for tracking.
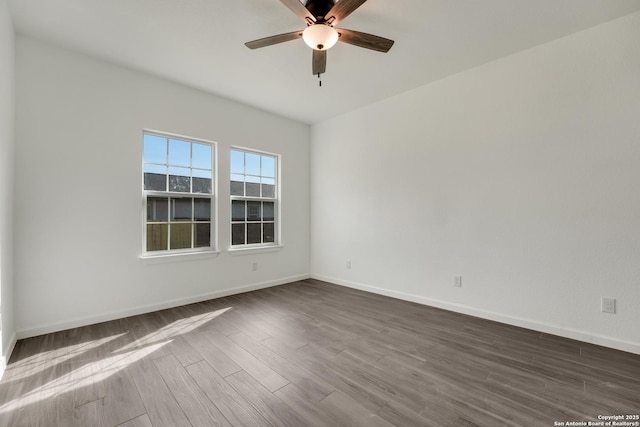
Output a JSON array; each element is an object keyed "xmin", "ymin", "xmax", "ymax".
[
  {"xmin": 0, "ymin": 0, "xmax": 16, "ymax": 374},
  {"xmin": 14, "ymin": 36, "xmax": 310, "ymax": 337},
  {"xmin": 311, "ymin": 12, "xmax": 640, "ymax": 353}
]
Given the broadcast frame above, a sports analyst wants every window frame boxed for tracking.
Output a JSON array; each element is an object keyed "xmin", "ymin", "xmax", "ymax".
[
  {"xmin": 141, "ymin": 130, "xmax": 218, "ymax": 259},
  {"xmin": 229, "ymin": 146, "xmax": 281, "ymax": 251}
]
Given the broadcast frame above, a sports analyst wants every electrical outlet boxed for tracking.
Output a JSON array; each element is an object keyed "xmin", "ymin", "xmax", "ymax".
[
  {"xmin": 346, "ymin": 259, "xmax": 352, "ymax": 269},
  {"xmin": 601, "ymin": 297, "xmax": 616, "ymax": 314},
  {"xmin": 454, "ymin": 276, "xmax": 462, "ymax": 287},
  {"xmin": 252, "ymin": 262, "xmax": 258, "ymax": 272}
]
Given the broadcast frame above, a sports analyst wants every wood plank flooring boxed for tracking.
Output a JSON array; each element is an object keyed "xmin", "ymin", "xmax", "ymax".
[{"xmin": 1, "ymin": 279, "xmax": 638, "ymax": 426}]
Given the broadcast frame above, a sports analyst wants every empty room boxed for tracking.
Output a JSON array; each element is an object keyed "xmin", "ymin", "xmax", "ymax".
[{"xmin": 0, "ymin": 0, "xmax": 639, "ymax": 426}]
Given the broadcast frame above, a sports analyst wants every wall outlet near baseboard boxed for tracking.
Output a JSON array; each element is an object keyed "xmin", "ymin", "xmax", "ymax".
[
  {"xmin": 454, "ymin": 276, "xmax": 462, "ymax": 287},
  {"xmin": 252, "ymin": 262, "xmax": 258, "ymax": 272},
  {"xmin": 346, "ymin": 259, "xmax": 352, "ymax": 269},
  {"xmin": 601, "ymin": 297, "xmax": 616, "ymax": 314}
]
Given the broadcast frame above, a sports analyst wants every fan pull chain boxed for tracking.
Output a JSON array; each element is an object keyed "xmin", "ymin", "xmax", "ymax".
[{"xmin": 318, "ymin": 73, "xmax": 322, "ymax": 87}]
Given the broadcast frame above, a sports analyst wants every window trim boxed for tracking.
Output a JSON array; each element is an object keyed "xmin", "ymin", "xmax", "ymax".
[
  {"xmin": 229, "ymin": 146, "xmax": 281, "ymax": 250},
  {"xmin": 141, "ymin": 129, "xmax": 218, "ymax": 259}
]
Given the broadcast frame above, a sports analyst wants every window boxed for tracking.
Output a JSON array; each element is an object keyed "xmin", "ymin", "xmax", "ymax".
[
  {"xmin": 230, "ymin": 148, "xmax": 278, "ymax": 247},
  {"xmin": 143, "ymin": 131, "xmax": 215, "ymax": 254}
]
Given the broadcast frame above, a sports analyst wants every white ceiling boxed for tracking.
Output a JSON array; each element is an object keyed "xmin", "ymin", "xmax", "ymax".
[{"xmin": 8, "ymin": 0, "xmax": 640, "ymax": 124}]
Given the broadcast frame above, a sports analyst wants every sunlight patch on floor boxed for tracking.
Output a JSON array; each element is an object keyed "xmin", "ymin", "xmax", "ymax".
[
  {"xmin": 5, "ymin": 333, "xmax": 127, "ymax": 382},
  {"xmin": 0, "ymin": 341, "xmax": 167, "ymax": 415},
  {"xmin": 0, "ymin": 306, "xmax": 233, "ymax": 415}
]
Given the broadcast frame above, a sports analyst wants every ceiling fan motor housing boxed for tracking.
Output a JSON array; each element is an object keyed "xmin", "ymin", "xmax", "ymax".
[{"xmin": 305, "ymin": 0, "xmax": 336, "ymax": 22}]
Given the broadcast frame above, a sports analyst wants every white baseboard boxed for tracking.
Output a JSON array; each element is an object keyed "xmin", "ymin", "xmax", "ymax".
[
  {"xmin": 14, "ymin": 273, "xmax": 639, "ymax": 356},
  {"xmin": 16, "ymin": 274, "xmax": 310, "ymax": 340},
  {"xmin": 0, "ymin": 332, "xmax": 17, "ymax": 380},
  {"xmin": 311, "ymin": 274, "xmax": 640, "ymax": 356}
]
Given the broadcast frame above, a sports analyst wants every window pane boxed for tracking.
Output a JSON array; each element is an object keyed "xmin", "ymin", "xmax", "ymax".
[
  {"xmin": 245, "ymin": 153, "xmax": 260, "ymax": 176},
  {"xmin": 147, "ymin": 197, "xmax": 169, "ymax": 221},
  {"xmin": 261, "ymin": 182, "xmax": 275, "ymax": 198},
  {"xmin": 192, "ymin": 177, "xmax": 212, "ymax": 194},
  {"xmin": 231, "ymin": 174, "xmax": 244, "ymax": 196},
  {"xmin": 262, "ymin": 156, "xmax": 275, "ymax": 178},
  {"xmin": 192, "ymin": 143, "xmax": 212, "ymax": 170},
  {"xmin": 246, "ymin": 175, "xmax": 260, "ymax": 197},
  {"xmin": 143, "ymin": 134, "xmax": 167, "ymax": 164},
  {"xmin": 247, "ymin": 223, "xmax": 261, "ymax": 244},
  {"xmin": 230, "ymin": 181, "xmax": 244, "ymax": 196},
  {"xmin": 263, "ymin": 223, "xmax": 275, "ymax": 243},
  {"xmin": 231, "ymin": 150, "xmax": 244, "ymax": 174},
  {"xmin": 169, "ymin": 167, "xmax": 190, "ymax": 192},
  {"xmin": 169, "ymin": 166, "xmax": 190, "ymax": 177},
  {"xmin": 192, "ymin": 168, "xmax": 211, "ymax": 179},
  {"xmin": 144, "ymin": 164, "xmax": 167, "ymax": 191},
  {"xmin": 232, "ymin": 223, "xmax": 245, "ymax": 245},
  {"xmin": 194, "ymin": 199, "xmax": 211, "ymax": 221},
  {"xmin": 168, "ymin": 139, "xmax": 191, "ymax": 167},
  {"xmin": 172, "ymin": 198, "xmax": 192, "ymax": 221},
  {"xmin": 232, "ymin": 200, "xmax": 245, "ymax": 221},
  {"xmin": 147, "ymin": 224, "xmax": 168, "ymax": 251},
  {"xmin": 193, "ymin": 168, "xmax": 212, "ymax": 193},
  {"xmin": 246, "ymin": 183, "xmax": 260, "ymax": 197},
  {"xmin": 194, "ymin": 223, "xmax": 210, "ymax": 247},
  {"xmin": 170, "ymin": 223, "xmax": 191, "ymax": 249},
  {"xmin": 263, "ymin": 202, "xmax": 274, "ymax": 221},
  {"xmin": 247, "ymin": 201, "xmax": 261, "ymax": 221}
]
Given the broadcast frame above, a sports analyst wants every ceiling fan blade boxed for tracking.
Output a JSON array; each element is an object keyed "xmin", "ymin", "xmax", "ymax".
[
  {"xmin": 312, "ymin": 49, "xmax": 327, "ymax": 75},
  {"xmin": 245, "ymin": 31, "xmax": 303, "ymax": 49},
  {"xmin": 327, "ymin": 0, "xmax": 367, "ymax": 24},
  {"xmin": 337, "ymin": 28, "xmax": 394, "ymax": 52},
  {"xmin": 280, "ymin": 0, "xmax": 316, "ymax": 22}
]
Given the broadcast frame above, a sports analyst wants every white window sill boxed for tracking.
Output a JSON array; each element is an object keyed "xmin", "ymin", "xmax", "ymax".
[
  {"xmin": 227, "ymin": 245, "xmax": 283, "ymax": 256},
  {"xmin": 139, "ymin": 250, "xmax": 220, "ymax": 264}
]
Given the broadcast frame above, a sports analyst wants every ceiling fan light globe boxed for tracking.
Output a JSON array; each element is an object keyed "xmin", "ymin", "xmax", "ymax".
[{"xmin": 302, "ymin": 24, "xmax": 339, "ymax": 50}]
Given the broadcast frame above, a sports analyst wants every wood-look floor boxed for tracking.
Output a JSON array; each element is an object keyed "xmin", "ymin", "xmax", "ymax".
[{"xmin": 0, "ymin": 279, "xmax": 638, "ymax": 427}]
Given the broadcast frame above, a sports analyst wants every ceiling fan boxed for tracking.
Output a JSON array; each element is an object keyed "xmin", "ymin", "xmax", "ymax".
[{"xmin": 245, "ymin": 0, "xmax": 394, "ymax": 79}]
